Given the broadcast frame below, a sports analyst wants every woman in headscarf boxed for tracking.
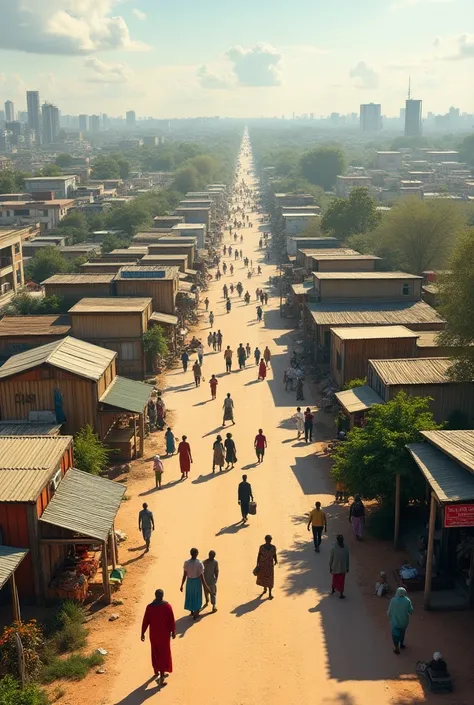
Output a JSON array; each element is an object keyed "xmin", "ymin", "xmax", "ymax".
[
  {"xmin": 212, "ymin": 435, "xmax": 225, "ymax": 473},
  {"xmin": 224, "ymin": 432, "xmax": 237, "ymax": 470},
  {"xmin": 387, "ymin": 587, "xmax": 414, "ymax": 654},
  {"xmin": 165, "ymin": 427, "xmax": 176, "ymax": 456},
  {"xmin": 329, "ymin": 534, "xmax": 350, "ymax": 599},
  {"xmin": 349, "ymin": 495, "xmax": 365, "ymax": 540}
]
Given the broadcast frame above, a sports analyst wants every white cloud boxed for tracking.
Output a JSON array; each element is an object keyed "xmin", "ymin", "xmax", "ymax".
[
  {"xmin": 84, "ymin": 57, "xmax": 133, "ymax": 83},
  {"xmin": 349, "ymin": 61, "xmax": 379, "ymax": 89},
  {"xmin": 226, "ymin": 44, "xmax": 282, "ymax": 87},
  {"xmin": 0, "ymin": 0, "xmax": 149, "ymax": 55},
  {"xmin": 440, "ymin": 34, "xmax": 474, "ymax": 61},
  {"xmin": 132, "ymin": 8, "xmax": 147, "ymax": 20},
  {"xmin": 197, "ymin": 66, "xmax": 232, "ymax": 90}
]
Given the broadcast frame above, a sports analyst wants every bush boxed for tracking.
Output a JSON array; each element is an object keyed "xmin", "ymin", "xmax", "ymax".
[
  {"xmin": 0, "ymin": 675, "xmax": 49, "ymax": 705},
  {"xmin": 343, "ymin": 377, "xmax": 367, "ymax": 391},
  {"xmin": 53, "ymin": 622, "xmax": 88, "ymax": 654},
  {"xmin": 73, "ymin": 425, "xmax": 110, "ymax": 475},
  {"xmin": 0, "ymin": 621, "xmax": 45, "ymax": 680},
  {"xmin": 41, "ymin": 653, "xmax": 104, "ymax": 684},
  {"xmin": 55, "ymin": 601, "xmax": 86, "ymax": 628}
]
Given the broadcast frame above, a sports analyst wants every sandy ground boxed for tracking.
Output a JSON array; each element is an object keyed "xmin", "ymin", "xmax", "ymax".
[{"xmin": 50, "ymin": 139, "xmax": 474, "ymax": 705}]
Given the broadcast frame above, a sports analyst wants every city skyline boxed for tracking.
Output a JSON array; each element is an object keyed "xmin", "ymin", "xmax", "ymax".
[{"xmin": 0, "ymin": 0, "xmax": 472, "ymax": 118}]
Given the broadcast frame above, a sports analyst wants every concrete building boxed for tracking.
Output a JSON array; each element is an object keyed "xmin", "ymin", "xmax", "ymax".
[
  {"xmin": 0, "ymin": 226, "xmax": 27, "ymax": 297},
  {"xmin": 89, "ymin": 115, "xmax": 101, "ymax": 132},
  {"xmin": 360, "ymin": 103, "xmax": 381, "ymax": 132},
  {"xmin": 282, "ymin": 212, "xmax": 320, "ymax": 237},
  {"xmin": 405, "ymin": 99, "xmax": 422, "ymax": 137},
  {"xmin": 375, "ymin": 152, "xmax": 402, "ymax": 171},
  {"xmin": 4, "ymin": 101, "xmax": 15, "ymax": 123},
  {"xmin": 24, "ymin": 176, "xmax": 76, "ymax": 199},
  {"xmin": 335, "ymin": 175, "xmax": 372, "ymax": 198},
  {"xmin": 41, "ymin": 103, "xmax": 60, "ymax": 145},
  {"xmin": 0, "ymin": 200, "xmax": 75, "ymax": 231},
  {"xmin": 126, "ymin": 111, "xmax": 136, "ymax": 128},
  {"xmin": 26, "ymin": 91, "xmax": 41, "ymax": 145},
  {"xmin": 78, "ymin": 114, "xmax": 88, "ymax": 132}
]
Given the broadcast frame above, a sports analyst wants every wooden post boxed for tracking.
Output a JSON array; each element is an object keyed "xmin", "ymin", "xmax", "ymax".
[
  {"xmin": 109, "ymin": 527, "xmax": 118, "ymax": 570},
  {"xmin": 394, "ymin": 474, "xmax": 401, "ymax": 549},
  {"xmin": 139, "ymin": 412, "xmax": 145, "ymax": 458},
  {"xmin": 10, "ymin": 574, "xmax": 21, "ymax": 622},
  {"xmin": 101, "ymin": 541, "xmax": 111, "ymax": 604},
  {"xmin": 423, "ymin": 492, "xmax": 437, "ymax": 609},
  {"xmin": 133, "ymin": 416, "xmax": 138, "ymax": 459}
]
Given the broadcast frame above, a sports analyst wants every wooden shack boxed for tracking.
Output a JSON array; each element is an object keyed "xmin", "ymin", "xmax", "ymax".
[
  {"xmin": 140, "ymin": 254, "xmax": 188, "ymax": 273},
  {"xmin": 42, "ymin": 274, "xmax": 115, "ymax": 307},
  {"xmin": 312, "ymin": 271, "xmax": 423, "ymax": 303},
  {"xmin": 102, "ymin": 247, "xmax": 148, "ymax": 262},
  {"xmin": 421, "ymin": 284, "xmax": 439, "ymax": 308},
  {"xmin": 416, "ymin": 331, "xmax": 466, "ymax": 358},
  {"xmin": 310, "ymin": 254, "xmax": 382, "ymax": 272},
  {"xmin": 330, "ymin": 326, "xmax": 419, "ymax": 388},
  {"xmin": 0, "ymin": 435, "xmax": 73, "ymax": 601},
  {"xmin": 0, "ymin": 315, "xmax": 71, "ymax": 361},
  {"xmin": 114, "ymin": 266, "xmax": 179, "ymax": 315},
  {"xmin": 146, "ymin": 243, "xmax": 195, "ymax": 269},
  {"xmin": 367, "ymin": 357, "xmax": 474, "ymax": 424},
  {"xmin": 80, "ymin": 261, "xmax": 137, "ymax": 274},
  {"xmin": 0, "ymin": 337, "xmax": 152, "ymax": 459},
  {"xmin": 69, "ymin": 297, "xmax": 152, "ymax": 379},
  {"xmin": 295, "ymin": 248, "xmax": 358, "ymax": 269}
]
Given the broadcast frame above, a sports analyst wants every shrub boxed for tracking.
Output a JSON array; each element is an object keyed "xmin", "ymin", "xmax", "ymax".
[
  {"xmin": 73, "ymin": 425, "xmax": 110, "ymax": 475},
  {"xmin": 0, "ymin": 621, "xmax": 45, "ymax": 679},
  {"xmin": 343, "ymin": 377, "xmax": 367, "ymax": 390},
  {"xmin": 0, "ymin": 675, "xmax": 49, "ymax": 705},
  {"xmin": 56, "ymin": 601, "xmax": 86, "ymax": 628},
  {"xmin": 41, "ymin": 653, "xmax": 104, "ymax": 684},
  {"xmin": 53, "ymin": 622, "xmax": 88, "ymax": 654}
]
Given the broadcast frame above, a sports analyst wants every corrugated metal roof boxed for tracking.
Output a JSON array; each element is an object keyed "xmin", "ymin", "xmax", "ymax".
[
  {"xmin": 314, "ymin": 271, "xmax": 422, "ymax": 280},
  {"xmin": 0, "ymin": 336, "xmax": 116, "ymax": 381},
  {"xmin": 115, "ymin": 266, "xmax": 179, "ymax": 280},
  {"xmin": 0, "ymin": 546, "xmax": 29, "ymax": 589},
  {"xmin": 81, "ymin": 261, "xmax": 136, "ymax": 269},
  {"xmin": 150, "ymin": 311, "xmax": 179, "ymax": 326},
  {"xmin": 331, "ymin": 325, "xmax": 419, "ymax": 341},
  {"xmin": 39, "ymin": 468, "xmax": 125, "ymax": 541},
  {"xmin": 141, "ymin": 254, "xmax": 187, "ymax": 262},
  {"xmin": 42, "ymin": 274, "xmax": 115, "ymax": 285},
  {"xmin": 299, "ymin": 248, "xmax": 358, "ymax": 256},
  {"xmin": 407, "ymin": 442, "xmax": 474, "ymax": 504},
  {"xmin": 416, "ymin": 332, "xmax": 442, "ymax": 348},
  {"xmin": 110, "ymin": 247, "xmax": 148, "ymax": 255},
  {"xmin": 0, "ymin": 436, "xmax": 73, "ymax": 502},
  {"xmin": 291, "ymin": 282, "xmax": 315, "ymax": 295},
  {"xmin": 422, "ymin": 430, "xmax": 474, "ymax": 474},
  {"xmin": 369, "ymin": 357, "xmax": 453, "ymax": 385},
  {"xmin": 0, "ymin": 315, "xmax": 71, "ymax": 337},
  {"xmin": 0, "ymin": 422, "xmax": 61, "ymax": 436},
  {"xmin": 335, "ymin": 385, "xmax": 384, "ymax": 413},
  {"xmin": 307, "ymin": 301, "xmax": 445, "ymax": 326},
  {"xmin": 311, "ymin": 254, "xmax": 381, "ymax": 261},
  {"xmin": 99, "ymin": 375, "xmax": 151, "ymax": 413},
  {"xmin": 69, "ymin": 298, "xmax": 152, "ymax": 314}
]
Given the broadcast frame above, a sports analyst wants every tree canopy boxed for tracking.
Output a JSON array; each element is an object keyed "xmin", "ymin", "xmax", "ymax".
[
  {"xmin": 458, "ymin": 133, "xmax": 474, "ymax": 168},
  {"xmin": 299, "ymin": 146, "xmax": 346, "ymax": 190},
  {"xmin": 321, "ymin": 187, "xmax": 381, "ymax": 239},
  {"xmin": 40, "ymin": 164, "xmax": 63, "ymax": 177},
  {"xmin": 92, "ymin": 155, "xmax": 130, "ymax": 180},
  {"xmin": 26, "ymin": 246, "xmax": 68, "ymax": 284},
  {"xmin": 55, "ymin": 153, "xmax": 74, "ymax": 167},
  {"xmin": 332, "ymin": 392, "xmax": 440, "ymax": 506}
]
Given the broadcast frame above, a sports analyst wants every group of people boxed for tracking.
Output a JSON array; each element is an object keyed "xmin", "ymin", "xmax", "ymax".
[{"xmin": 292, "ymin": 406, "xmax": 314, "ymax": 442}]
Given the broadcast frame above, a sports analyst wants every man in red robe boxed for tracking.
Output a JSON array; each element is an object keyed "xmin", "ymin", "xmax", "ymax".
[{"xmin": 141, "ymin": 589, "xmax": 176, "ymax": 687}]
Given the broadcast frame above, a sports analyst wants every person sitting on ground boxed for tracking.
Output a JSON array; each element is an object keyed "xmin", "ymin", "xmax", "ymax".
[{"xmin": 375, "ymin": 571, "xmax": 389, "ymax": 597}]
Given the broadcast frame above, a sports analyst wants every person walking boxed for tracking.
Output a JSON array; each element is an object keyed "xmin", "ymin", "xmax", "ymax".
[
  {"xmin": 258, "ymin": 358, "xmax": 267, "ymax": 381},
  {"xmin": 256, "ymin": 305, "xmax": 263, "ymax": 322},
  {"xmin": 254, "ymin": 428, "xmax": 267, "ymax": 463},
  {"xmin": 165, "ymin": 427, "xmax": 176, "ymax": 456},
  {"xmin": 180, "ymin": 548, "xmax": 208, "ymax": 620},
  {"xmin": 181, "ymin": 350, "xmax": 189, "ymax": 373},
  {"xmin": 154, "ymin": 454, "xmax": 164, "ymax": 489},
  {"xmin": 197, "ymin": 343, "xmax": 204, "ymax": 367},
  {"xmin": 178, "ymin": 435, "xmax": 193, "ymax": 480},
  {"xmin": 226, "ymin": 299, "xmax": 231, "ymax": 314},
  {"xmin": 307, "ymin": 501, "xmax": 327, "ymax": 552},
  {"xmin": 304, "ymin": 407, "xmax": 314, "ymax": 443},
  {"xmin": 192, "ymin": 360, "xmax": 202, "ymax": 387},
  {"xmin": 255, "ymin": 535, "xmax": 277, "ymax": 599},
  {"xmin": 293, "ymin": 407, "xmax": 305, "ymax": 439},
  {"xmin": 349, "ymin": 495, "xmax": 365, "ymax": 540},
  {"xmin": 254, "ymin": 346, "xmax": 261, "ymax": 366},
  {"xmin": 238, "ymin": 474, "xmax": 254, "ymax": 521},
  {"xmin": 138, "ymin": 502, "xmax": 155, "ymax": 552},
  {"xmin": 207, "ymin": 331, "xmax": 213, "ymax": 348},
  {"xmin": 237, "ymin": 343, "xmax": 246, "ymax": 370},
  {"xmin": 209, "ymin": 374, "xmax": 218, "ymax": 400},
  {"xmin": 204, "ymin": 297, "xmax": 209, "ymax": 312},
  {"xmin": 224, "ymin": 432, "xmax": 237, "ymax": 469},
  {"xmin": 216, "ymin": 330, "xmax": 223, "ymax": 352},
  {"xmin": 263, "ymin": 346, "xmax": 271, "ymax": 367},
  {"xmin": 212, "ymin": 331, "xmax": 217, "ymax": 351},
  {"xmin": 147, "ymin": 397, "xmax": 157, "ymax": 431},
  {"xmin": 224, "ymin": 346, "xmax": 233, "ymax": 373},
  {"xmin": 203, "ymin": 551, "xmax": 219, "ymax": 613},
  {"xmin": 245, "ymin": 342, "xmax": 251, "ymax": 358},
  {"xmin": 329, "ymin": 534, "xmax": 350, "ymax": 599},
  {"xmin": 222, "ymin": 393, "xmax": 235, "ymax": 426},
  {"xmin": 212, "ymin": 435, "xmax": 225, "ymax": 473},
  {"xmin": 141, "ymin": 589, "xmax": 176, "ymax": 688},
  {"xmin": 209, "ymin": 311, "xmax": 214, "ymax": 328},
  {"xmin": 387, "ymin": 587, "xmax": 414, "ymax": 654},
  {"xmin": 264, "ymin": 292, "xmax": 268, "ymax": 305}
]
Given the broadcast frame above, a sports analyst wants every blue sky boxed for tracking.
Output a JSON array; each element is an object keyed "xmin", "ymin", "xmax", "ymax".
[{"xmin": 0, "ymin": 0, "xmax": 472, "ymax": 118}]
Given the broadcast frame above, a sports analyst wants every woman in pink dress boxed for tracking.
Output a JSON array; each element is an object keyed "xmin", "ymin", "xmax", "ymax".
[{"xmin": 178, "ymin": 435, "xmax": 193, "ymax": 479}]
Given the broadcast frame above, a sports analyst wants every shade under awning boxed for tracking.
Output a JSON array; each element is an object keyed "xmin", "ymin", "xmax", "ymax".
[
  {"xmin": 40, "ymin": 468, "xmax": 125, "ymax": 541},
  {"xmin": 335, "ymin": 385, "xmax": 384, "ymax": 414},
  {"xmin": 0, "ymin": 546, "xmax": 29, "ymax": 589},
  {"xmin": 150, "ymin": 311, "xmax": 179, "ymax": 326},
  {"xmin": 407, "ymin": 443, "xmax": 474, "ymax": 505},
  {"xmin": 100, "ymin": 375, "xmax": 151, "ymax": 414}
]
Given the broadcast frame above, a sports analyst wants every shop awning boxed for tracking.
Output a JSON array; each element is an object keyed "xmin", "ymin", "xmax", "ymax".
[
  {"xmin": 0, "ymin": 546, "xmax": 29, "ymax": 589},
  {"xmin": 39, "ymin": 468, "xmax": 125, "ymax": 541},
  {"xmin": 335, "ymin": 385, "xmax": 384, "ymax": 414},
  {"xmin": 291, "ymin": 281, "xmax": 314, "ymax": 296},
  {"xmin": 99, "ymin": 375, "xmax": 151, "ymax": 414},
  {"xmin": 407, "ymin": 443, "xmax": 474, "ymax": 504},
  {"xmin": 150, "ymin": 312, "xmax": 179, "ymax": 326}
]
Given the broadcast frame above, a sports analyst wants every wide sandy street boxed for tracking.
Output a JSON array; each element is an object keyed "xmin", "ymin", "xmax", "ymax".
[{"xmin": 109, "ymin": 141, "xmax": 403, "ymax": 705}]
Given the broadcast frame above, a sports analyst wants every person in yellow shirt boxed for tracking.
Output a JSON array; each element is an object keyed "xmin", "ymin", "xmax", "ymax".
[{"xmin": 307, "ymin": 501, "xmax": 327, "ymax": 552}]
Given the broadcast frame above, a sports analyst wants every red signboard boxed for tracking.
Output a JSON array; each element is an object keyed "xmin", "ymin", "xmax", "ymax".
[{"xmin": 444, "ymin": 504, "xmax": 474, "ymax": 528}]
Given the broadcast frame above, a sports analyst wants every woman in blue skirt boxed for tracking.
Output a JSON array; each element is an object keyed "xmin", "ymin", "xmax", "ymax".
[{"xmin": 180, "ymin": 548, "xmax": 208, "ymax": 620}]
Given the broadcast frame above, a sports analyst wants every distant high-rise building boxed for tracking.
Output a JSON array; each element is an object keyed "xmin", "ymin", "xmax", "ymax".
[
  {"xmin": 4, "ymin": 101, "xmax": 15, "ymax": 123},
  {"xmin": 90, "ymin": 114, "xmax": 100, "ymax": 132},
  {"xmin": 26, "ymin": 91, "xmax": 41, "ymax": 145},
  {"xmin": 18, "ymin": 111, "xmax": 28, "ymax": 123},
  {"xmin": 405, "ymin": 100, "xmax": 422, "ymax": 137},
  {"xmin": 102, "ymin": 114, "xmax": 109, "ymax": 130},
  {"xmin": 42, "ymin": 103, "xmax": 60, "ymax": 144},
  {"xmin": 360, "ymin": 103, "xmax": 381, "ymax": 132},
  {"xmin": 78, "ymin": 114, "xmax": 88, "ymax": 132},
  {"xmin": 126, "ymin": 110, "xmax": 136, "ymax": 128},
  {"xmin": 399, "ymin": 108, "xmax": 406, "ymax": 121},
  {"xmin": 0, "ymin": 111, "xmax": 4, "ymax": 125}
]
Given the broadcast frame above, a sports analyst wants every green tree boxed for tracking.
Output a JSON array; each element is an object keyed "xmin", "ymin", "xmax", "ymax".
[
  {"xmin": 143, "ymin": 326, "xmax": 168, "ymax": 371},
  {"xmin": 299, "ymin": 146, "xmax": 345, "ymax": 190},
  {"xmin": 438, "ymin": 230, "xmax": 474, "ymax": 379},
  {"xmin": 105, "ymin": 201, "xmax": 152, "ymax": 236},
  {"xmin": 321, "ymin": 187, "xmax": 381, "ymax": 239},
  {"xmin": 332, "ymin": 392, "xmax": 440, "ymax": 506},
  {"xmin": 459, "ymin": 133, "xmax": 474, "ymax": 168},
  {"xmin": 55, "ymin": 153, "xmax": 74, "ymax": 167},
  {"xmin": 27, "ymin": 247, "xmax": 67, "ymax": 284},
  {"xmin": 0, "ymin": 171, "xmax": 16, "ymax": 194},
  {"xmin": 91, "ymin": 156, "xmax": 121, "ymax": 180},
  {"xmin": 40, "ymin": 164, "xmax": 62, "ymax": 177},
  {"xmin": 173, "ymin": 165, "xmax": 200, "ymax": 193},
  {"xmin": 373, "ymin": 198, "xmax": 466, "ymax": 274},
  {"xmin": 101, "ymin": 233, "xmax": 129, "ymax": 254},
  {"xmin": 73, "ymin": 425, "xmax": 110, "ymax": 475},
  {"xmin": 5, "ymin": 293, "xmax": 62, "ymax": 315}
]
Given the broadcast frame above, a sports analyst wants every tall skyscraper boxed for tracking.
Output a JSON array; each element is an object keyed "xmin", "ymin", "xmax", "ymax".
[
  {"xmin": 404, "ymin": 78, "xmax": 422, "ymax": 137},
  {"xmin": 78, "ymin": 114, "xmax": 88, "ymax": 132},
  {"xmin": 42, "ymin": 103, "xmax": 60, "ymax": 144},
  {"xmin": 89, "ymin": 115, "xmax": 101, "ymax": 132},
  {"xmin": 360, "ymin": 103, "xmax": 382, "ymax": 132},
  {"xmin": 126, "ymin": 110, "xmax": 136, "ymax": 128},
  {"xmin": 102, "ymin": 114, "xmax": 109, "ymax": 130},
  {"xmin": 26, "ymin": 91, "xmax": 41, "ymax": 145},
  {"xmin": 4, "ymin": 101, "xmax": 15, "ymax": 123},
  {"xmin": 18, "ymin": 111, "xmax": 28, "ymax": 123}
]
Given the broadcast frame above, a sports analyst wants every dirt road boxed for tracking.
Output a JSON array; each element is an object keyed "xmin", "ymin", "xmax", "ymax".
[{"xmin": 109, "ymin": 139, "xmax": 405, "ymax": 705}]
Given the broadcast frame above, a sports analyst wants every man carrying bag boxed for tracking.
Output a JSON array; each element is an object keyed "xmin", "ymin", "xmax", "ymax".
[{"xmin": 238, "ymin": 475, "xmax": 254, "ymax": 522}]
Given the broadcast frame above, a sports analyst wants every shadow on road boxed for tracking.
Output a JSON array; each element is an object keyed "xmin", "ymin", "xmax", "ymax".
[
  {"xmin": 215, "ymin": 521, "xmax": 249, "ymax": 536},
  {"xmin": 290, "ymin": 453, "xmax": 332, "ymax": 495},
  {"xmin": 113, "ymin": 676, "xmax": 160, "ymax": 705},
  {"xmin": 231, "ymin": 595, "xmax": 264, "ymax": 617}
]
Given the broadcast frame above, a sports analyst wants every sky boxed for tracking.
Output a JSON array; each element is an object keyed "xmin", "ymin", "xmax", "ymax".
[{"xmin": 0, "ymin": 0, "xmax": 473, "ymax": 119}]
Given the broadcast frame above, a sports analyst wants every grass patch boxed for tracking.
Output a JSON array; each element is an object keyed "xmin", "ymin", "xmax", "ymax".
[
  {"xmin": 41, "ymin": 653, "xmax": 104, "ymax": 684},
  {"xmin": 53, "ymin": 621, "xmax": 88, "ymax": 653},
  {"xmin": 56, "ymin": 600, "xmax": 86, "ymax": 626}
]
